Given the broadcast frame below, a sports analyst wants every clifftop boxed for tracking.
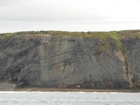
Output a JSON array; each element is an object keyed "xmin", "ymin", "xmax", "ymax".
[
  {"xmin": 1, "ymin": 30, "xmax": 140, "ymax": 39},
  {"xmin": 0, "ymin": 30, "xmax": 140, "ymax": 90}
]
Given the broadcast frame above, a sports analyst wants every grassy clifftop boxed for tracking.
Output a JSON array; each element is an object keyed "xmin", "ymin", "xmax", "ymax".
[{"xmin": 0, "ymin": 30, "xmax": 140, "ymax": 39}]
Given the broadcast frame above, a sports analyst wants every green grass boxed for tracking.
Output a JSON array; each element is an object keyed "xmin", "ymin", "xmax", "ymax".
[
  {"xmin": 95, "ymin": 31, "xmax": 123, "ymax": 53},
  {"xmin": 109, "ymin": 31, "xmax": 123, "ymax": 50},
  {"xmin": 95, "ymin": 42, "xmax": 111, "ymax": 62},
  {"xmin": 1, "ymin": 30, "xmax": 140, "ymax": 40},
  {"xmin": 96, "ymin": 43, "xmax": 110, "ymax": 53},
  {"xmin": 110, "ymin": 31, "xmax": 120, "ymax": 40},
  {"xmin": 4, "ymin": 34, "xmax": 13, "ymax": 38},
  {"xmin": 1, "ymin": 30, "xmax": 140, "ymax": 39}
]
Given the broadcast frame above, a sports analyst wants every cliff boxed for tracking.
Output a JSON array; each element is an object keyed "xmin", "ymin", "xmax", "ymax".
[{"xmin": 0, "ymin": 30, "xmax": 140, "ymax": 90}]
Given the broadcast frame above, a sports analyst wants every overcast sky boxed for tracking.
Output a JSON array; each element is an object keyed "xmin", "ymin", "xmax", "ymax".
[{"xmin": 0, "ymin": 0, "xmax": 140, "ymax": 33}]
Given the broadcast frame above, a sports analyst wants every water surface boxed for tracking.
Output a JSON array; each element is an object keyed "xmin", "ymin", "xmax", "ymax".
[{"xmin": 0, "ymin": 91, "xmax": 140, "ymax": 105}]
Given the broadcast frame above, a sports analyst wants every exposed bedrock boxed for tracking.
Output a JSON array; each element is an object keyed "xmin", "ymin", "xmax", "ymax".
[{"xmin": 0, "ymin": 31, "xmax": 140, "ymax": 89}]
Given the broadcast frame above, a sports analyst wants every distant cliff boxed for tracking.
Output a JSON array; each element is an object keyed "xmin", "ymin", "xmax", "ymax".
[{"xmin": 0, "ymin": 30, "xmax": 140, "ymax": 90}]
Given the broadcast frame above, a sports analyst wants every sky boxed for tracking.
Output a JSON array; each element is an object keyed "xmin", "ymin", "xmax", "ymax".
[{"xmin": 0, "ymin": 0, "xmax": 140, "ymax": 33}]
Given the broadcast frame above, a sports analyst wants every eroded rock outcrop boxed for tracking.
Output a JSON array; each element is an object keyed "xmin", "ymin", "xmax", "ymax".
[{"xmin": 0, "ymin": 30, "xmax": 140, "ymax": 89}]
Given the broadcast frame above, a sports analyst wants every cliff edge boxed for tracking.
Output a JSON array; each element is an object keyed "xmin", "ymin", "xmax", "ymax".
[{"xmin": 0, "ymin": 30, "xmax": 140, "ymax": 90}]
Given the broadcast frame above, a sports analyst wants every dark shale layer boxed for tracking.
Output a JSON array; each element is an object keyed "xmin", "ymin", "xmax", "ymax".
[{"xmin": 0, "ymin": 30, "xmax": 140, "ymax": 90}]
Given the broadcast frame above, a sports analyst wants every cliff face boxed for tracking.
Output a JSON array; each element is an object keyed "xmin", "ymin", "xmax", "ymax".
[{"xmin": 0, "ymin": 31, "xmax": 140, "ymax": 89}]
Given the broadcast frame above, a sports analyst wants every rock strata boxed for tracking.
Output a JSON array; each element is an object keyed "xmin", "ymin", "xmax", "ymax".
[{"xmin": 0, "ymin": 30, "xmax": 140, "ymax": 89}]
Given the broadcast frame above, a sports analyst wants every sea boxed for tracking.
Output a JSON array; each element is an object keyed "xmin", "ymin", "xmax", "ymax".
[{"xmin": 0, "ymin": 91, "xmax": 140, "ymax": 105}]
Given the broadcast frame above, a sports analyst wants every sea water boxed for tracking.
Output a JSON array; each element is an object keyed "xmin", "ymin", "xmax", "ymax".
[{"xmin": 0, "ymin": 91, "xmax": 140, "ymax": 105}]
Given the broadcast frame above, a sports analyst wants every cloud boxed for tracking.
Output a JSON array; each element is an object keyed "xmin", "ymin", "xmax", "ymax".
[
  {"xmin": 0, "ymin": 0, "xmax": 140, "ymax": 22},
  {"xmin": 0, "ymin": 0, "xmax": 21, "ymax": 6},
  {"xmin": 0, "ymin": 0, "xmax": 107, "ymax": 21},
  {"xmin": 0, "ymin": 0, "xmax": 140, "ymax": 33}
]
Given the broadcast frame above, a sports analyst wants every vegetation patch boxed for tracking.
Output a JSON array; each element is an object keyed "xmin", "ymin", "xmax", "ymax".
[
  {"xmin": 110, "ymin": 31, "xmax": 120, "ymax": 40},
  {"xmin": 109, "ymin": 32, "xmax": 130, "ymax": 76},
  {"xmin": 94, "ymin": 31, "xmax": 130, "ymax": 77},
  {"xmin": 1, "ymin": 30, "xmax": 140, "ymax": 39},
  {"xmin": 95, "ymin": 42, "xmax": 110, "ymax": 62},
  {"xmin": 109, "ymin": 31, "xmax": 123, "ymax": 50},
  {"xmin": 4, "ymin": 33, "xmax": 13, "ymax": 38},
  {"xmin": 97, "ymin": 43, "xmax": 110, "ymax": 53}
]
